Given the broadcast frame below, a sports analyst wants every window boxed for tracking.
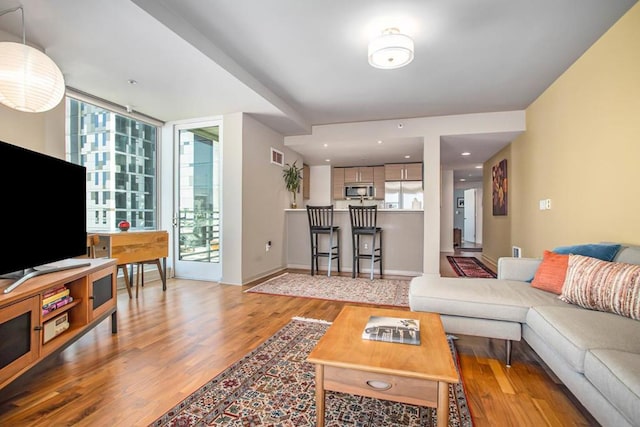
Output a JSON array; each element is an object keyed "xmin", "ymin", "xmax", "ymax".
[{"xmin": 66, "ymin": 97, "xmax": 160, "ymax": 232}]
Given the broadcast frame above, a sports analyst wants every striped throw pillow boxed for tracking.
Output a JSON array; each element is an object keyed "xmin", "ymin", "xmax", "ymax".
[{"xmin": 560, "ymin": 254, "xmax": 640, "ymax": 320}]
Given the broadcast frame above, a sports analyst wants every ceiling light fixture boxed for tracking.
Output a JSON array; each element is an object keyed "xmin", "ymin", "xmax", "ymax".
[
  {"xmin": 0, "ymin": 6, "xmax": 65, "ymax": 113},
  {"xmin": 461, "ymin": 152, "xmax": 471, "ymax": 156},
  {"xmin": 368, "ymin": 27, "xmax": 414, "ymax": 70}
]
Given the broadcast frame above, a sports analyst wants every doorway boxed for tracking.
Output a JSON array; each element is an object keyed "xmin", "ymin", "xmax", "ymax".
[{"xmin": 173, "ymin": 120, "xmax": 222, "ymax": 281}]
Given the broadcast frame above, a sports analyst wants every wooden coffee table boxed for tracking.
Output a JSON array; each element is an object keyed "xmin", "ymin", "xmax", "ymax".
[{"xmin": 307, "ymin": 305, "xmax": 459, "ymax": 427}]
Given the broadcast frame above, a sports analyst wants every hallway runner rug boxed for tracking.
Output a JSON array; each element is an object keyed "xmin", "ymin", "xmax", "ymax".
[
  {"xmin": 149, "ymin": 318, "xmax": 473, "ymax": 427},
  {"xmin": 245, "ymin": 272, "xmax": 411, "ymax": 307},
  {"xmin": 447, "ymin": 256, "xmax": 497, "ymax": 278}
]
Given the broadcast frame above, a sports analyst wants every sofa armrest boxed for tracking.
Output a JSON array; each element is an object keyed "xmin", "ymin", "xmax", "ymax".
[{"xmin": 497, "ymin": 257, "xmax": 542, "ymax": 281}]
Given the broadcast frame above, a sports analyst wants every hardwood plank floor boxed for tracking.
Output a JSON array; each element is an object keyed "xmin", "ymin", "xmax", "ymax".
[{"xmin": 0, "ymin": 253, "xmax": 599, "ymax": 426}]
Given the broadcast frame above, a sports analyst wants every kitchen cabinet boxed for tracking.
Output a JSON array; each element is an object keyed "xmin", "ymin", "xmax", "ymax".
[
  {"xmin": 385, "ymin": 162, "xmax": 423, "ymax": 181},
  {"xmin": 344, "ymin": 166, "xmax": 373, "ymax": 183},
  {"xmin": 332, "ymin": 167, "xmax": 345, "ymax": 200},
  {"xmin": 373, "ymin": 166, "xmax": 385, "ymax": 200},
  {"xmin": 303, "ymin": 163, "xmax": 310, "ymax": 200}
]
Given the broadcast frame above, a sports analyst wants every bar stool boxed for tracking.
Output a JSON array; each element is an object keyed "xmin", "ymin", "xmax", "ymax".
[
  {"xmin": 349, "ymin": 205, "xmax": 383, "ymax": 280},
  {"xmin": 306, "ymin": 205, "xmax": 341, "ymax": 276}
]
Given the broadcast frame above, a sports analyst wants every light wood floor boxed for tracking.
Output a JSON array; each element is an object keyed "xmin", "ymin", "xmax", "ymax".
[{"xmin": 0, "ymin": 252, "xmax": 599, "ymax": 427}]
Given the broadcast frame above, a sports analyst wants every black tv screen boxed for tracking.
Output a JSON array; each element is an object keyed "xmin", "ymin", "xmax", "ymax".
[{"xmin": 0, "ymin": 140, "xmax": 87, "ymax": 277}]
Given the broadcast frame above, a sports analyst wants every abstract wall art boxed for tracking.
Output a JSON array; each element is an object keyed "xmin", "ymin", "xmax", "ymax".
[{"xmin": 492, "ymin": 159, "xmax": 508, "ymax": 216}]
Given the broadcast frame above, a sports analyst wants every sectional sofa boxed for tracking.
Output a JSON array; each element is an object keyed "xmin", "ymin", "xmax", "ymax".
[{"xmin": 409, "ymin": 244, "xmax": 640, "ymax": 427}]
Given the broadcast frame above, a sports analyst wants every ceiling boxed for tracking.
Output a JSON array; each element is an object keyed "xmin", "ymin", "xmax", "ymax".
[{"xmin": 0, "ymin": 0, "xmax": 636, "ymax": 182}]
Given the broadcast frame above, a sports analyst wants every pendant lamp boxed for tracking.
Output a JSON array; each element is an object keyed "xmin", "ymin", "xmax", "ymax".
[{"xmin": 0, "ymin": 6, "xmax": 65, "ymax": 113}]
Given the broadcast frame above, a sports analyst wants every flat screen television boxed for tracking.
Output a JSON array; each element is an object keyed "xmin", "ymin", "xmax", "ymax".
[{"xmin": 0, "ymin": 140, "xmax": 88, "ymax": 293}]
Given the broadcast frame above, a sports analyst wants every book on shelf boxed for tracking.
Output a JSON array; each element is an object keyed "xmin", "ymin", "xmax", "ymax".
[
  {"xmin": 42, "ymin": 287, "xmax": 70, "ymax": 306},
  {"xmin": 43, "ymin": 285, "xmax": 67, "ymax": 299},
  {"xmin": 42, "ymin": 295, "xmax": 74, "ymax": 316},
  {"xmin": 362, "ymin": 315, "xmax": 421, "ymax": 345}
]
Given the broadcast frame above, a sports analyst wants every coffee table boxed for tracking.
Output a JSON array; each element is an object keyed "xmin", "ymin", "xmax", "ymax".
[{"xmin": 307, "ymin": 305, "xmax": 459, "ymax": 427}]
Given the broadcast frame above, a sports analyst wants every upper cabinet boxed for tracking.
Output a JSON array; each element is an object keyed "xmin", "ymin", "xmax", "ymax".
[
  {"xmin": 344, "ymin": 166, "xmax": 373, "ymax": 183},
  {"xmin": 302, "ymin": 163, "xmax": 310, "ymax": 200},
  {"xmin": 385, "ymin": 162, "xmax": 422, "ymax": 181},
  {"xmin": 332, "ymin": 167, "xmax": 345, "ymax": 200},
  {"xmin": 373, "ymin": 166, "xmax": 385, "ymax": 200}
]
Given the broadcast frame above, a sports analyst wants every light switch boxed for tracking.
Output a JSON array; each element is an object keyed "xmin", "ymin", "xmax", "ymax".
[{"xmin": 539, "ymin": 200, "xmax": 546, "ymax": 210}]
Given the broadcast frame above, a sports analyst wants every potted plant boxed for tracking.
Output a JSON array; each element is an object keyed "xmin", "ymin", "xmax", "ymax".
[{"xmin": 282, "ymin": 160, "xmax": 302, "ymax": 208}]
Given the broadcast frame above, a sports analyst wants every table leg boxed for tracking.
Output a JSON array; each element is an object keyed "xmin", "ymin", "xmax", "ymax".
[
  {"xmin": 161, "ymin": 257, "xmax": 167, "ymax": 291},
  {"xmin": 315, "ymin": 364, "xmax": 325, "ymax": 427},
  {"xmin": 119, "ymin": 264, "xmax": 132, "ymax": 299},
  {"xmin": 437, "ymin": 381, "xmax": 449, "ymax": 427}
]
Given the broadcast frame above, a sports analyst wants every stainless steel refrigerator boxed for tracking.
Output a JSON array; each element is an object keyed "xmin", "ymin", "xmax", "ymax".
[{"xmin": 384, "ymin": 181, "xmax": 423, "ymax": 209}]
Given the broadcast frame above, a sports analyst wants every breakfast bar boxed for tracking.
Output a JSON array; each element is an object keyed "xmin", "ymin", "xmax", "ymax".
[{"xmin": 285, "ymin": 208, "xmax": 424, "ymax": 276}]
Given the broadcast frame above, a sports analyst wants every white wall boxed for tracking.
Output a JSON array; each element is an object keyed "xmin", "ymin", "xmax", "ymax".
[
  {"xmin": 440, "ymin": 169, "xmax": 454, "ymax": 252},
  {"xmin": 221, "ymin": 113, "xmax": 244, "ymax": 284},
  {"xmin": 241, "ymin": 114, "xmax": 297, "ymax": 283}
]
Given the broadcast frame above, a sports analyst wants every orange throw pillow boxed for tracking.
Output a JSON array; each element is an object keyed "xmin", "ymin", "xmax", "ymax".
[{"xmin": 531, "ymin": 250, "xmax": 570, "ymax": 294}]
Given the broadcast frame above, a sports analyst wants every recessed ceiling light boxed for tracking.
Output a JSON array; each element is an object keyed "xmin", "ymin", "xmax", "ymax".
[
  {"xmin": 404, "ymin": 155, "xmax": 411, "ymax": 159},
  {"xmin": 475, "ymin": 165, "xmax": 482, "ymax": 169},
  {"xmin": 461, "ymin": 152, "xmax": 470, "ymax": 156},
  {"xmin": 377, "ymin": 140, "xmax": 382, "ymax": 144},
  {"xmin": 460, "ymin": 178, "xmax": 466, "ymax": 181},
  {"xmin": 323, "ymin": 143, "xmax": 328, "ymax": 148},
  {"xmin": 325, "ymin": 159, "xmax": 330, "ymax": 162}
]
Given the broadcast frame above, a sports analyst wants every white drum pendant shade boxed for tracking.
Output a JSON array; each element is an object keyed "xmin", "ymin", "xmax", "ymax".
[
  {"xmin": 0, "ymin": 41, "xmax": 65, "ymax": 112},
  {"xmin": 368, "ymin": 28, "xmax": 414, "ymax": 70}
]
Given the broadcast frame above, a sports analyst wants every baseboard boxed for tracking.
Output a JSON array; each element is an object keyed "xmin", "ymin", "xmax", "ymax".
[{"xmin": 481, "ymin": 255, "xmax": 498, "ymax": 271}]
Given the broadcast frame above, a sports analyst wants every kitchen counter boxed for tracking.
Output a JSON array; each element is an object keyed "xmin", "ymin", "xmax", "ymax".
[{"xmin": 285, "ymin": 209, "xmax": 423, "ymax": 276}]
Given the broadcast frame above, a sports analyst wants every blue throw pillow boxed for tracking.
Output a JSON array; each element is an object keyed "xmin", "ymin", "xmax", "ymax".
[{"xmin": 552, "ymin": 243, "xmax": 621, "ymax": 262}]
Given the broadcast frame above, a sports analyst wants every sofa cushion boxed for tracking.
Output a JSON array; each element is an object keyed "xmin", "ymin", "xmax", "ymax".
[
  {"xmin": 526, "ymin": 305, "xmax": 640, "ymax": 373},
  {"xmin": 614, "ymin": 245, "xmax": 640, "ymax": 265},
  {"xmin": 409, "ymin": 275, "xmax": 565, "ymax": 323},
  {"xmin": 553, "ymin": 243, "xmax": 621, "ymax": 261},
  {"xmin": 531, "ymin": 250, "xmax": 569, "ymax": 294},
  {"xmin": 560, "ymin": 255, "xmax": 640, "ymax": 320},
  {"xmin": 584, "ymin": 349, "xmax": 640, "ymax": 426}
]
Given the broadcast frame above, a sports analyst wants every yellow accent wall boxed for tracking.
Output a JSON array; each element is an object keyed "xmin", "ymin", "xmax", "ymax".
[{"xmin": 487, "ymin": 3, "xmax": 640, "ymax": 260}]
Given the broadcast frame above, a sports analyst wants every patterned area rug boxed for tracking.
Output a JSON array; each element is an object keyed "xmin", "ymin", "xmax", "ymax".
[
  {"xmin": 149, "ymin": 318, "xmax": 473, "ymax": 427},
  {"xmin": 447, "ymin": 256, "xmax": 496, "ymax": 278},
  {"xmin": 245, "ymin": 272, "xmax": 411, "ymax": 307}
]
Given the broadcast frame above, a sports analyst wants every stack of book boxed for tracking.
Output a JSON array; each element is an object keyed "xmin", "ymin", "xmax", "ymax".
[{"xmin": 42, "ymin": 286, "xmax": 73, "ymax": 316}]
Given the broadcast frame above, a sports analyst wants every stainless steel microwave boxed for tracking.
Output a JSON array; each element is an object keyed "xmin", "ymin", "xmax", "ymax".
[{"xmin": 344, "ymin": 183, "xmax": 374, "ymax": 199}]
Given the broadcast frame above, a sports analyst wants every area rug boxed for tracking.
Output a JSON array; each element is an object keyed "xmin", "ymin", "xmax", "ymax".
[
  {"xmin": 447, "ymin": 256, "xmax": 496, "ymax": 278},
  {"xmin": 245, "ymin": 272, "xmax": 410, "ymax": 307},
  {"xmin": 149, "ymin": 318, "xmax": 473, "ymax": 427}
]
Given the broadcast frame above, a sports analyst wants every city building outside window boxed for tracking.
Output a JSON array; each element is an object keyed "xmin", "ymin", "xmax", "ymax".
[{"xmin": 65, "ymin": 97, "xmax": 159, "ymax": 232}]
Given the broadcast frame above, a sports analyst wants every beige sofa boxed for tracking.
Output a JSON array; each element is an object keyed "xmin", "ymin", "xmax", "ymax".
[{"xmin": 409, "ymin": 245, "xmax": 640, "ymax": 427}]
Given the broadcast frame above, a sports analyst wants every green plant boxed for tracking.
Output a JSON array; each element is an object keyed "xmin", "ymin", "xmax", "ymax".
[{"xmin": 282, "ymin": 160, "xmax": 303, "ymax": 207}]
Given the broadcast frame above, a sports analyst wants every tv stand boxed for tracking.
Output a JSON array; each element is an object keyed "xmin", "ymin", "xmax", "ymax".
[
  {"xmin": 0, "ymin": 258, "xmax": 117, "ymax": 391},
  {"xmin": 2, "ymin": 259, "xmax": 91, "ymax": 294}
]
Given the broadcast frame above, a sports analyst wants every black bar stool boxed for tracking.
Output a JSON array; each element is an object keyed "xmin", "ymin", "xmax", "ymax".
[
  {"xmin": 349, "ymin": 205, "xmax": 383, "ymax": 280},
  {"xmin": 306, "ymin": 205, "xmax": 341, "ymax": 276}
]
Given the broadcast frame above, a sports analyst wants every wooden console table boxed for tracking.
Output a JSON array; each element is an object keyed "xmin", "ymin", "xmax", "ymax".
[{"xmin": 89, "ymin": 230, "xmax": 168, "ymax": 298}]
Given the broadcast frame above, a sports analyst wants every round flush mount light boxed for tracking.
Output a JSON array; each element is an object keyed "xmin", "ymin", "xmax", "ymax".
[{"xmin": 368, "ymin": 27, "xmax": 414, "ymax": 70}]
